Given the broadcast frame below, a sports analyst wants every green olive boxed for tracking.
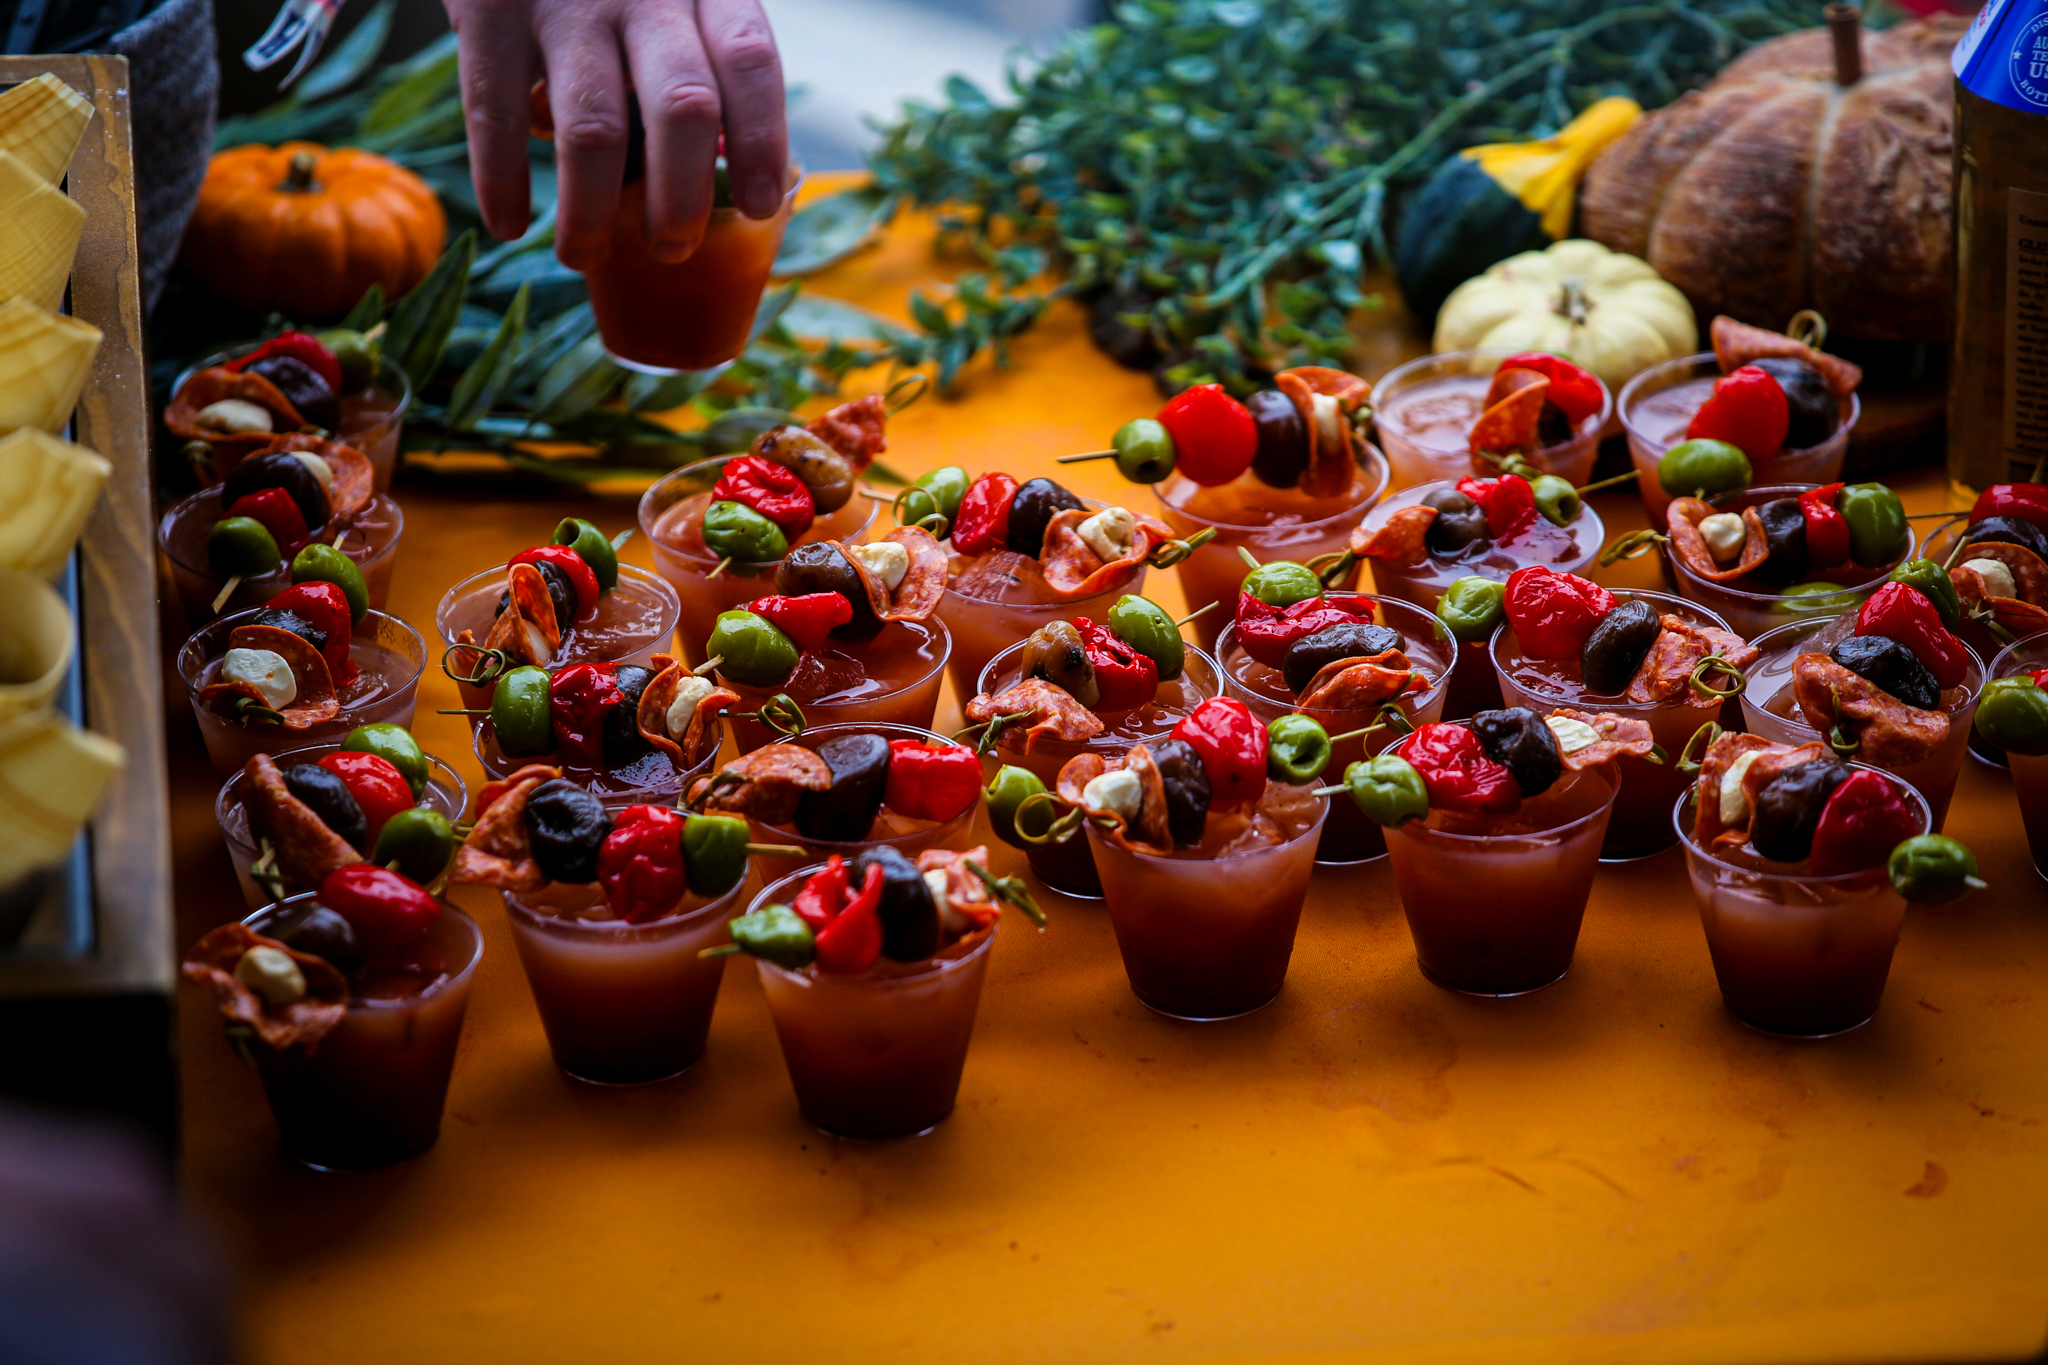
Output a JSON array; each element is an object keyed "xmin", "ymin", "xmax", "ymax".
[
  {"xmin": 1774, "ymin": 581, "xmax": 1851, "ymax": 617},
  {"xmin": 1242, "ymin": 560, "xmax": 1322, "ymax": 609},
  {"xmin": 1839, "ymin": 483, "xmax": 1910, "ymax": 567},
  {"xmin": 341, "ymin": 723, "xmax": 429, "ymax": 798},
  {"xmin": 371, "ymin": 807, "xmax": 456, "ymax": 883},
  {"xmin": 1531, "ymin": 473, "xmax": 1579, "ymax": 527},
  {"xmin": 315, "ymin": 328, "xmax": 381, "ymax": 391},
  {"xmin": 207, "ymin": 516, "xmax": 280, "ymax": 577},
  {"xmin": 985, "ymin": 765, "xmax": 1048, "ymax": 849},
  {"xmin": 1110, "ymin": 418, "xmax": 1176, "ymax": 484},
  {"xmin": 1656, "ymin": 438, "xmax": 1752, "ymax": 499},
  {"xmin": 1436, "ymin": 575, "xmax": 1506, "ymax": 642},
  {"xmin": 491, "ymin": 666, "xmax": 555, "ymax": 756},
  {"xmin": 1977, "ymin": 676, "xmax": 2048, "ymax": 756},
  {"xmin": 915, "ymin": 466, "xmax": 970, "ymax": 521},
  {"xmin": 707, "ymin": 609, "xmax": 800, "ymax": 687},
  {"xmin": 1267, "ymin": 714, "xmax": 1331, "ymax": 783},
  {"xmin": 290, "ymin": 542, "xmax": 370, "ymax": 623},
  {"xmin": 1105, "ymin": 594, "xmax": 1185, "ymax": 681},
  {"xmin": 1888, "ymin": 834, "xmax": 1982, "ymax": 905},
  {"xmin": 701, "ymin": 499, "xmax": 789, "ymax": 564},
  {"xmin": 551, "ymin": 517, "xmax": 619, "ymax": 591}
]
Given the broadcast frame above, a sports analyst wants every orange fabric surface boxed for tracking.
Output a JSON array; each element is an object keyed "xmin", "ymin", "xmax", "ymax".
[{"xmin": 173, "ymin": 181, "xmax": 2048, "ymax": 1364}]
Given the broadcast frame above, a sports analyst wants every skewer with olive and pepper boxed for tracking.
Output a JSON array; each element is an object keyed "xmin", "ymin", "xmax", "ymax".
[{"xmin": 443, "ymin": 517, "xmax": 633, "ymax": 684}]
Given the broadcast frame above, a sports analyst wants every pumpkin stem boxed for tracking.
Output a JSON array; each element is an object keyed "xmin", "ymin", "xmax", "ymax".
[
  {"xmin": 1556, "ymin": 276, "xmax": 1588, "ymax": 327},
  {"xmin": 279, "ymin": 151, "xmax": 321, "ymax": 194},
  {"xmin": 1826, "ymin": 3, "xmax": 1862, "ymax": 87}
]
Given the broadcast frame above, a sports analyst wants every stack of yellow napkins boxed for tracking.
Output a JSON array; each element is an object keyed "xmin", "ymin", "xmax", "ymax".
[{"xmin": 0, "ymin": 75, "xmax": 99, "ymax": 436}]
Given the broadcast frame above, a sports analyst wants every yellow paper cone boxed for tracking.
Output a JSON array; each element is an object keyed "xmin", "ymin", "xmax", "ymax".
[
  {"xmin": 0, "ymin": 298, "xmax": 100, "ymax": 435},
  {"xmin": 0, "ymin": 568, "xmax": 72, "ymax": 722},
  {"xmin": 0, "ymin": 74, "xmax": 92, "ymax": 185},
  {"xmin": 0, "ymin": 707, "xmax": 122, "ymax": 885},
  {"xmin": 0, "ymin": 429, "xmax": 108, "ymax": 579},
  {"xmin": 0, "ymin": 151, "xmax": 84, "ymax": 310}
]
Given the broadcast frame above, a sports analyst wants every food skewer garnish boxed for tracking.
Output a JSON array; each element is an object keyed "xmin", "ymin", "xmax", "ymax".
[
  {"xmin": 441, "ymin": 516, "xmax": 630, "ymax": 685},
  {"xmin": 693, "ymin": 396, "xmax": 897, "ymax": 579},
  {"xmin": 440, "ymin": 653, "xmax": 738, "ymax": 779}
]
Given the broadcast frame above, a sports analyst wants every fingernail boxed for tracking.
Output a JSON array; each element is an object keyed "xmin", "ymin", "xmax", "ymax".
[
  {"xmin": 740, "ymin": 174, "xmax": 782, "ymax": 219},
  {"xmin": 651, "ymin": 233, "xmax": 701, "ymax": 264}
]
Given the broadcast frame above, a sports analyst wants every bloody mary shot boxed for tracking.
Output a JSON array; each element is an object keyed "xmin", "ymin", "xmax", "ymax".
[
  {"xmin": 183, "ymin": 874, "xmax": 481, "ymax": 1171},
  {"xmin": 1976, "ymin": 636, "xmax": 2048, "ymax": 876},
  {"xmin": 1370, "ymin": 349, "xmax": 1610, "ymax": 488}
]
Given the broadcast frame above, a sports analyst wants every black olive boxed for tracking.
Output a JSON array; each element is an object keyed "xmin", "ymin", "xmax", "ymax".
[
  {"xmin": 524, "ymin": 779, "xmax": 613, "ymax": 884},
  {"xmin": 281, "ymin": 762, "xmax": 369, "ymax": 851},
  {"xmin": 272, "ymin": 903, "xmax": 362, "ymax": 976},
  {"xmin": 1280, "ymin": 621, "xmax": 1405, "ymax": 695},
  {"xmin": 1749, "ymin": 756, "xmax": 1849, "ymax": 863},
  {"xmin": 250, "ymin": 606, "xmax": 328, "ymax": 658},
  {"xmin": 1470, "ymin": 708, "xmax": 1562, "ymax": 797},
  {"xmin": 1749, "ymin": 357, "xmax": 1835, "ymax": 450},
  {"xmin": 856, "ymin": 845, "xmax": 941, "ymax": 963},
  {"xmin": 221, "ymin": 451, "xmax": 329, "ymax": 531},
  {"xmin": 1087, "ymin": 285, "xmax": 1164, "ymax": 372},
  {"xmin": 1152, "ymin": 738, "xmax": 1211, "ymax": 847},
  {"xmin": 603, "ymin": 664, "xmax": 655, "ymax": 766},
  {"xmin": 1750, "ymin": 497, "xmax": 1810, "ymax": 588},
  {"xmin": 1246, "ymin": 388, "xmax": 1310, "ymax": 489},
  {"xmin": 1579, "ymin": 598, "xmax": 1662, "ymax": 695},
  {"xmin": 794, "ymin": 733, "xmax": 892, "ymax": 842},
  {"xmin": 1830, "ymin": 633, "xmax": 1941, "ymax": 711},
  {"xmin": 493, "ymin": 558, "xmax": 576, "ymax": 633},
  {"xmin": 775, "ymin": 541, "xmax": 878, "ymax": 633},
  {"xmin": 1006, "ymin": 478, "xmax": 1087, "ymax": 558},
  {"xmin": 1536, "ymin": 402, "xmax": 1574, "ymax": 447},
  {"xmin": 1421, "ymin": 487, "xmax": 1489, "ymax": 555},
  {"xmin": 246, "ymin": 353, "xmax": 342, "ymax": 431},
  {"xmin": 1966, "ymin": 515, "xmax": 2048, "ymax": 564}
]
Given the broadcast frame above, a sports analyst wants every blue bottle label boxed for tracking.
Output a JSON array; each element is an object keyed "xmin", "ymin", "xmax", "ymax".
[{"xmin": 1957, "ymin": 0, "xmax": 2048, "ymax": 115}]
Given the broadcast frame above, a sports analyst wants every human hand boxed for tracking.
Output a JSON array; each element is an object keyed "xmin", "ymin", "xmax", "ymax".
[{"xmin": 445, "ymin": 0, "xmax": 787, "ymax": 267}]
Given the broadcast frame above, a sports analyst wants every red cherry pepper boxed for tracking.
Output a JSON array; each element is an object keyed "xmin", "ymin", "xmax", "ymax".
[
  {"xmin": 1404, "ymin": 723, "xmax": 1520, "ymax": 815},
  {"xmin": 884, "ymin": 739, "xmax": 983, "ymax": 823},
  {"xmin": 1808, "ymin": 769, "xmax": 1922, "ymax": 876},
  {"xmin": 1076, "ymin": 616, "xmax": 1158, "ymax": 710},
  {"xmin": 1235, "ymin": 594, "xmax": 1374, "ymax": 669},
  {"xmin": 713, "ymin": 455, "xmax": 815, "ymax": 538},
  {"xmin": 792, "ymin": 854, "xmax": 852, "ymax": 930},
  {"xmin": 813, "ymin": 862, "xmax": 886, "ymax": 974},
  {"xmin": 316, "ymin": 751, "xmax": 412, "ymax": 844},
  {"xmin": 1455, "ymin": 474, "xmax": 1538, "ymax": 540},
  {"xmin": 1502, "ymin": 566, "xmax": 1618, "ymax": 661},
  {"xmin": 1157, "ymin": 383, "xmax": 1258, "ymax": 486},
  {"xmin": 951, "ymin": 473, "xmax": 1017, "ymax": 556},
  {"xmin": 1854, "ymin": 582, "xmax": 1970, "ymax": 691},
  {"xmin": 751, "ymin": 592, "xmax": 852, "ymax": 653},
  {"xmin": 2030, "ymin": 667, "xmax": 2048, "ymax": 689},
  {"xmin": 548, "ymin": 663, "xmax": 624, "ymax": 768},
  {"xmin": 263, "ymin": 581, "xmax": 356, "ymax": 684},
  {"xmin": 317, "ymin": 864, "xmax": 440, "ymax": 956},
  {"xmin": 1796, "ymin": 482, "xmax": 1851, "ymax": 569},
  {"xmin": 508, "ymin": 544, "xmax": 600, "ymax": 620},
  {"xmin": 1969, "ymin": 483, "xmax": 2048, "ymax": 534},
  {"xmin": 1495, "ymin": 353, "xmax": 1603, "ymax": 425},
  {"xmin": 597, "ymin": 804, "xmax": 689, "ymax": 923},
  {"xmin": 227, "ymin": 330, "xmax": 345, "ymax": 395},
  {"xmin": 225, "ymin": 487, "xmax": 309, "ymax": 553},
  {"xmin": 1171, "ymin": 696, "xmax": 1267, "ymax": 809},
  {"xmin": 1685, "ymin": 364, "xmax": 1790, "ymax": 466}
]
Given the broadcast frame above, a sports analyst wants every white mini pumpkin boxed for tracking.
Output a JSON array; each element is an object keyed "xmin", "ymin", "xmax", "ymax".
[{"xmin": 1432, "ymin": 239, "xmax": 1696, "ymax": 395}]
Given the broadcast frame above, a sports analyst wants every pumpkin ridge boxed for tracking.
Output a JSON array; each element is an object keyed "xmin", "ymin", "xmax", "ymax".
[{"xmin": 1799, "ymin": 81, "xmax": 1850, "ymax": 331}]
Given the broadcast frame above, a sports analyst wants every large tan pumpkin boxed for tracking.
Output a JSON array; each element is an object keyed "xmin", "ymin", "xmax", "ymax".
[{"xmin": 1578, "ymin": 14, "xmax": 1966, "ymax": 344}]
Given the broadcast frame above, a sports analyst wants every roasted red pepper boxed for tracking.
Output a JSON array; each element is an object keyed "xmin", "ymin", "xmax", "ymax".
[
  {"xmin": 713, "ymin": 454, "xmax": 815, "ymax": 537},
  {"xmin": 951, "ymin": 473, "xmax": 1018, "ymax": 556},
  {"xmin": 1969, "ymin": 483, "xmax": 2048, "ymax": 534},
  {"xmin": 1855, "ymin": 581, "xmax": 1969, "ymax": 691},
  {"xmin": 751, "ymin": 592, "xmax": 852, "ymax": 653},
  {"xmin": 885, "ymin": 739, "xmax": 982, "ymax": 822},
  {"xmin": 227, "ymin": 330, "xmax": 344, "ymax": 394},
  {"xmin": 318, "ymin": 864, "xmax": 440, "ymax": 955},
  {"xmin": 597, "ymin": 804, "xmax": 688, "ymax": 922},
  {"xmin": 1496, "ymin": 353, "xmax": 1603, "ymax": 425},
  {"xmin": 1171, "ymin": 696, "xmax": 1267, "ymax": 809},
  {"xmin": 813, "ymin": 862, "xmax": 886, "ymax": 974},
  {"xmin": 1235, "ymin": 594, "xmax": 1373, "ymax": 669},
  {"xmin": 1157, "ymin": 382, "xmax": 1257, "ymax": 486},
  {"xmin": 792, "ymin": 855, "xmax": 851, "ymax": 930},
  {"xmin": 316, "ymin": 751, "xmax": 412, "ymax": 843},
  {"xmin": 1797, "ymin": 482, "xmax": 1851, "ymax": 569},
  {"xmin": 1808, "ymin": 769, "xmax": 1921, "ymax": 876},
  {"xmin": 1076, "ymin": 616, "xmax": 1158, "ymax": 710},
  {"xmin": 1456, "ymin": 473, "xmax": 1538, "ymax": 540},
  {"xmin": 226, "ymin": 487, "xmax": 308, "ymax": 553},
  {"xmin": 509, "ymin": 544, "xmax": 600, "ymax": 619},
  {"xmin": 549, "ymin": 662, "xmax": 624, "ymax": 768},
  {"xmin": 1685, "ymin": 364, "xmax": 1790, "ymax": 466},
  {"xmin": 1502, "ymin": 566, "xmax": 1617, "ymax": 661},
  {"xmin": 264, "ymin": 581, "xmax": 356, "ymax": 683},
  {"xmin": 1405, "ymin": 723, "xmax": 1519, "ymax": 815}
]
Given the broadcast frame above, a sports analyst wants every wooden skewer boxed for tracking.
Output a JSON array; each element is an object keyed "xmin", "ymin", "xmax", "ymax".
[
  {"xmin": 1056, "ymin": 450, "xmax": 1117, "ymax": 464},
  {"xmin": 1173, "ymin": 601, "xmax": 1218, "ymax": 628},
  {"xmin": 211, "ymin": 576, "xmax": 242, "ymax": 614}
]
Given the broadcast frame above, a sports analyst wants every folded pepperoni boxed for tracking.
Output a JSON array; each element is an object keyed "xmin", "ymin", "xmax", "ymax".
[
  {"xmin": 687, "ymin": 743, "xmax": 833, "ymax": 825},
  {"xmin": 181, "ymin": 922, "xmax": 349, "ymax": 1052},
  {"xmin": 1351, "ymin": 504, "xmax": 1435, "ymax": 567},
  {"xmin": 966, "ymin": 678, "xmax": 1105, "ymax": 752},
  {"xmin": 1792, "ymin": 654, "xmax": 1950, "ymax": 768},
  {"xmin": 453, "ymin": 763, "xmax": 562, "ymax": 891},
  {"xmin": 242, "ymin": 752, "xmax": 362, "ymax": 890}
]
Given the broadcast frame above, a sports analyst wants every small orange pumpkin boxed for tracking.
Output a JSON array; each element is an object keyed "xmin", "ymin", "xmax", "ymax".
[{"xmin": 180, "ymin": 142, "xmax": 447, "ymax": 320}]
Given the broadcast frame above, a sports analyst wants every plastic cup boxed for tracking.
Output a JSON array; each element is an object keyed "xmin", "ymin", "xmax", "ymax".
[
  {"xmin": 1370, "ymin": 349, "xmax": 1611, "ymax": 490},
  {"xmin": 721, "ymin": 618, "xmax": 950, "ymax": 754},
  {"xmin": 159, "ymin": 486, "xmax": 403, "ymax": 624},
  {"xmin": 750, "ymin": 864, "xmax": 995, "ymax": 1138},
  {"xmin": 1989, "ymin": 634, "xmax": 2048, "ymax": 875},
  {"xmin": 1674, "ymin": 775, "xmax": 1927, "ymax": 1038},
  {"xmin": 434, "ymin": 562, "xmax": 682, "ymax": 714},
  {"xmin": 1620, "ymin": 353, "xmax": 1858, "ymax": 526}
]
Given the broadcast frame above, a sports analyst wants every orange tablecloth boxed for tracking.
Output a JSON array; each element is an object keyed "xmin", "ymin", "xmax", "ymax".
[{"xmin": 173, "ymin": 188, "xmax": 2048, "ymax": 1365}]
